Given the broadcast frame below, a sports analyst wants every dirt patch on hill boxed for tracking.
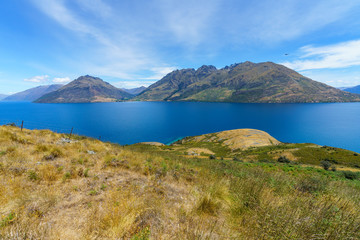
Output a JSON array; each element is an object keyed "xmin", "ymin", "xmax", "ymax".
[
  {"xmin": 186, "ymin": 148, "xmax": 215, "ymax": 156},
  {"xmin": 138, "ymin": 142, "xmax": 165, "ymax": 146}
]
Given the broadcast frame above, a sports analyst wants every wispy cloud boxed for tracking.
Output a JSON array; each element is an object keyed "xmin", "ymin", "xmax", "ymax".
[
  {"xmin": 139, "ymin": 67, "xmax": 177, "ymax": 80},
  {"xmin": 282, "ymin": 39, "xmax": 360, "ymax": 71},
  {"xmin": 112, "ymin": 66, "xmax": 176, "ymax": 88},
  {"xmin": 156, "ymin": 0, "xmax": 220, "ymax": 46},
  {"xmin": 214, "ymin": 0, "xmax": 360, "ymax": 46},
  {"xmin": 30, "ymin": 0, "xmax": 176, "ymax": 81},
  {"xmin": 301, "ymin": 69, "xmax": 360, "ymax": 87},
  {"xmin": 53, "ymin": 77, "xmax": 71, "ymax": 83},
  {"xmin": 24, "ymin": 75, "xmax": 71, "ymax": 84},
  {"xmin": 75, "ymin": 0, "xmax": 112, "ymax": 19},
  {"xmin": 114, "ymin": 80, "xmax": 156, "ymax": 89},
  {"xmin": 24, "ymin": 75, "xmax": 49, "ymax": 83}
]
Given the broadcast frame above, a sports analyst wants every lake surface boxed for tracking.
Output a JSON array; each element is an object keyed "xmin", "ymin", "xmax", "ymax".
[{"xmin": 0, "ymin": 101, "xmax": 359, "ymax": 152}]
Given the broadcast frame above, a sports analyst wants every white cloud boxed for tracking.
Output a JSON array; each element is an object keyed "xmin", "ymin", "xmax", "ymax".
[
  {"xmin": 23, "ymin": 75, "xmax": 72, "ymax": 84},
  {"xmin": 24, "ymin": 75, "xmax": 49, "ymax": 83},
  {"xmin": 114, "ymin": 80, "xmax": 156, "ymax": 89},
  {"xmin": 139, "ymin": 67, "xmax": 177, "ymax": 80},
  {"xmin": 301, "ymin": 69, "xmax": 360, "ymax": 88},
  {"xmin": 113, "ymin": 66, "xmax": 177, "ymax": 88},
  {"xmin": 53, "ymin": 77, "xmax": 71, "ymax": 83},
  {"xmin": 282, "ymin": 39, "xmax": 360, "ymax": 71}
]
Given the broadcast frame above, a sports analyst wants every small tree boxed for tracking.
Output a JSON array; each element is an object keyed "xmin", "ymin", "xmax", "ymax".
[{"xmin": 320, "ymin": 160, "xmax": 331, "ymax": 171}]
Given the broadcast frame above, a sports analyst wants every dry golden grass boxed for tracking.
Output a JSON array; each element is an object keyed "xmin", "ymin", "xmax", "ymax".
[
  {"xmin": 0, "ymin": 126, "xmax": 235, "ymax": 239},
  {"xmin": 182, "ymin": 128, "xmax": 280, "ymax": 151},
  {"xmin": 1, "ymin": 125, "xmax": 360, "ymax": 239}
]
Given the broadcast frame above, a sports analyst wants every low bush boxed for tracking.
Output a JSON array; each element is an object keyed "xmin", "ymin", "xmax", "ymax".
[
  {"xmin": 342, "ymin": 171, "xmax": 359, "ymax": 180},
  {"xmin": 320, "ymin": 160, "xmax": 331, "ymax": 170},
  {"xmin": 277, "ymin": 156, "xmax": 290, "ymax": 163}
]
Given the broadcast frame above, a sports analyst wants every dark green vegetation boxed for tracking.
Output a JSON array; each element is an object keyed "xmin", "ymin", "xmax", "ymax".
[
  {"xmin": 343, "ymin": 85, "xmax": 360, "ymax": 94},
  {"xmin": 35, "ymin": 75, "xmax": 133, "ymax": 103},
  {"xmin": 136, "ymin": 61, "xmax": 360, "ymax": 103},
  {"xmin": 3, "ymin": 84, "xmax": 63, "ymax": 102}
]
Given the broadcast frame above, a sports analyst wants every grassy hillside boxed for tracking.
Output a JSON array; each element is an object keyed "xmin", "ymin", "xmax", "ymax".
[
  {"xmin": 1, "ymin": 126, "xmax": 360, "ymax": 239},
  {"xmin": 136, "ymin": 62, "xmax": 360, "ymax": 103}
]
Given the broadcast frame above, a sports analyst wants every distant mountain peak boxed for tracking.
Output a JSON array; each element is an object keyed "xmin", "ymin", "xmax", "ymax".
[
  {"xmin": 342, "ymin": 85, "xmax": 360, "ymax": 94},
  {"xmin": 197, "ymin": 65, "xmax": 217, "ymax": 71},
  {"xmin": 73, "ymin": 75, "xmax": 104, "ymax": 83},
  {"xmin": 196, "ymin": 65, "xmax": 217, "ymax": 77},
  {"xmin": 3, "ymin": 84, "xmax": 63, "ymax": 102},
  {"xmin": 35, "ymin": 76, "xmax": 132, "ymax": 103}
]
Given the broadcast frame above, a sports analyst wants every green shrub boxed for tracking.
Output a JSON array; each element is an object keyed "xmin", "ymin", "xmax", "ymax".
[
  {"xmin": 277, "ymin": 156, "xmax": 290, "ymax": 163},
  {"xmin": 320, "ymin": 160, "xmax": 331, "ymax": 170},
  {"xmin": 342, "ymin": 171, "xmax": 359, "ymax": 180}
]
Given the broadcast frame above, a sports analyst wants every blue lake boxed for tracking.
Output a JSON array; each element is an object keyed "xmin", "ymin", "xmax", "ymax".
[{"xmin": 0, "ymin": 101, "xmax": 359, "ymax": 152}]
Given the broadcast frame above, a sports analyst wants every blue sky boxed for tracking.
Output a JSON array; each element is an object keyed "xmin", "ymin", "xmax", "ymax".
[{"xmin": 1, "ymin": 0, "xmax": 360, "ymax": 94}]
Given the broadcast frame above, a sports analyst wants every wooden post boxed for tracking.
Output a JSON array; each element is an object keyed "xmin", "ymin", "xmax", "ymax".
[
  {"xmin": 21, "ymin": 120, "xmax": 24, "ymax": 131},
  {"xmin": 70, "ymin": 127, "xmax": 73, "ymax": 137}
]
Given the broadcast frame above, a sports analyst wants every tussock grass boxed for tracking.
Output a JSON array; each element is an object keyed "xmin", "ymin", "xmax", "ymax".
[{"xmin": 1, "ymin": 125, "xmax": 360, "ymax": 239}]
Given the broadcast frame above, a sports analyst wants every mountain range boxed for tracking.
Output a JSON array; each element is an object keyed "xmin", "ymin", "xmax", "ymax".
[
  {"xmin": 35, "ymin": 75, "xmax": 133, "ymax": 103},
  {"xmin": 3, "ymin": 84, "xmax": 63, "ymax": 102},
  {"xmin": 342, "ymin": 85, "xmax": 360, "ymax": 94},
  {"xmin": 121, "ymin": 86, "xmax": 146, "ymax": 95},
  {"xmin": 136, "ymin": 61, "xmax": 360, "ymax": 103},
  {"xmin": 0, "ymin": 94, "xmax": 8, "ymax": 100},
  {"xmin": 4, "ymin": 61, "xmax": 359, "ymax": 104}
]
